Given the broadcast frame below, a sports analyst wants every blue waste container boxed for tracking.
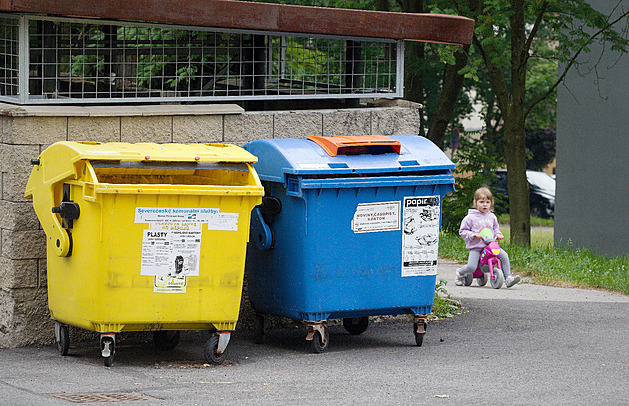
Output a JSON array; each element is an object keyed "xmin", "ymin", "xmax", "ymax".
[{"xmin": 244, "ymin": 135, "xmax": 455, "ymax": 352}]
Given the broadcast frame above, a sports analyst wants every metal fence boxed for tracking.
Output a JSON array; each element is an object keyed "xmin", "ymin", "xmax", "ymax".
[
  {"xmin": 0, "ymin": 15, "xmax": 19, "ymax": 99},
  {"xmin": 0, "ymin": 14, "xmax": 403, "ymax": 104}
]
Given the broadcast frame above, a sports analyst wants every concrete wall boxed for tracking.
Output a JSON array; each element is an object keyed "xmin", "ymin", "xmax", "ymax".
[
  {"xmin": 0, "ymin": 102, "xmax": 420, "ymax": 347},
  {"xmin": 555, "ymin": 0, "xmax": 629, "ymax": 258}
]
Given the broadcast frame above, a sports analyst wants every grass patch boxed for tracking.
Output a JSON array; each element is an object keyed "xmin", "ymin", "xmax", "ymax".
[
  {"xmin": 439, "ymin": 230, "xmax": 629, "ymax": 295},
  {"xmin": 497, "ymin": 214, "xmax": 554, "ymax": 227},
  {"xmin": 500, "ymin": 225, "xmax": 554, "ymax": 246},
  {"xmin": 432, "ymin": 279, "xmax": 464, "ymax": 319}
]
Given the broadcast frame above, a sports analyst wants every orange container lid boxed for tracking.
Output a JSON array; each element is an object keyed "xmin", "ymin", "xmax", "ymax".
[{"xmin": 306, "ymin": 135, "xmax": 402, "ymax": 157}]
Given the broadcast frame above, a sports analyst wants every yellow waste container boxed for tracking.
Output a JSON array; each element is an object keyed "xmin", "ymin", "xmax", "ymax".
[{"xmin": 25, "ymin": 141, "xmax": 263, "ymax": 366}]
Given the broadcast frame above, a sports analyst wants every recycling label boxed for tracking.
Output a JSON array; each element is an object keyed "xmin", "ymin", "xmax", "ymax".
[{"xmin": 401, "ymin": 196, "xmax": 440, "ymax": 277}]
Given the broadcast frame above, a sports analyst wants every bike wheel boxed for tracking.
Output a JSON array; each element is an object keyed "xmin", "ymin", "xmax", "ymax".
[
  {"xmin": 463, "ymin": 273, "xmax": 473, "ymax": 286},
  {"xmin": 477, "ymin": 273, "xmax": 488, "ymax": 286},
  {"xmin": 490, "ymin": 269, "xmax": 504, "ymax": 289}
]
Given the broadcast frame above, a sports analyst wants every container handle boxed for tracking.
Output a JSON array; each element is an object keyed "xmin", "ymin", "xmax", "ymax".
[
  {"xmin": 307, "ymin": 135, "xmax": 401, "ymax": 157},
  {"xmin": 250, "ymin": 208, "xmax": 273, "ymax": 250},
  {"xmin": 25, "ymin": 165, "xmax": 73, "ymax": 257},
  {"xmin": 25, "ymin": 153, "xmax": 78, "ymax": 257}
]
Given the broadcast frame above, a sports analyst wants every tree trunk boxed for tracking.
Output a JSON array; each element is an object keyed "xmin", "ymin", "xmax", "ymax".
[
  {"xmin": 398, "ymin": 0, "xmax": 425, "ymax": 135},
  {"xmin": 426, "ymin": 0, "xmax": 479, "ymax": 147},
  {"xmin": 404, "ymin": 42, "xmax": 425, "ymax": 106},
  {"xmin": 426, "ymin": 45, "xmax": 470, "ymax": 147},
  {"xmin": 505, "ymin": 0, "xmax": 531, "ymax": 245},
  {"xmin": 375, "ymin": 2, "xmax": 425, "ymax": 132},
  {"xmin": 503, "ymin": 116, "xmax": 530, "ymax": 245}
]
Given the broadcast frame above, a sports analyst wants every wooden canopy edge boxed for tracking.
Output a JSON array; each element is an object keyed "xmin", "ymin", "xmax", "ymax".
[{"xmin": 0, "ymin": 0, "xmax": 474, "ymax": 45}]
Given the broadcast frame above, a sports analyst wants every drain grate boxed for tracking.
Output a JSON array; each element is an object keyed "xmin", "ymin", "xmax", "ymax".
[{"xmin": 46, "ymin": 392, "xmax": 158, "ymax": 403}]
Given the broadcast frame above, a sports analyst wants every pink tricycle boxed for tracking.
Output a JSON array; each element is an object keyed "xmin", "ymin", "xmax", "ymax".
[{"xmin": 463, "ymin": 227, "xmax": 504, "ymax": 289}]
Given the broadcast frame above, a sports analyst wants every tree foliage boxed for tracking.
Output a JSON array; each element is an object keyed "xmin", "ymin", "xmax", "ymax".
[
  {"xmin": 246, "ymin": 0, "xmax": 629, "ymax": 246},
  {"xmin": 444, "ymin": 0, "xmax": 629, "ymax": 245}
]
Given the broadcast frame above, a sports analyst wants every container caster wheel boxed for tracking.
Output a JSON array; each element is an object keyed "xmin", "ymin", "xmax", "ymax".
[
  {"xmin": 413, "ymin": 318, "xmax": 427, "ymax": 347},
  {"xmin": 342, "ymin": 316, "xmax": 369, "ymax": 335},
  {"xmin": 100, "ymin": 334, "xmax": 116, "ymax": 367},
  {"xmin": 253, "ymin": 313, "xmax": 265, "ymax": 344},
  {"xmin": 311, "ymin": 328, "xmax": 329, "ymax": 353},
  {"xmin": 204, "ymin": 333, "xmax": 229, "ymax": 365},
  {"xmin": 55, "ymin": 322, "xmax": 70, "ymax": 356},
  {"xmin": 414, "ymin": 330, "xmax": 425, "ymax": 347},
  {"xmin": 153, "ymin": 330, "xmax": 181, "ymax": 351}
]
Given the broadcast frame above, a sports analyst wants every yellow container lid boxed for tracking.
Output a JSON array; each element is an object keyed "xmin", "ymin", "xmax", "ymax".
[{"xmin": 49, "ymin": 141, "xmax": 259, "ymax": 164}]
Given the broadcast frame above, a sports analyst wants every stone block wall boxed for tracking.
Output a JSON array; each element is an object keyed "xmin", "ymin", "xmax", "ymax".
[{"xmin": 0, "ymin": 102, "xmax": 420, "ymax": 348}]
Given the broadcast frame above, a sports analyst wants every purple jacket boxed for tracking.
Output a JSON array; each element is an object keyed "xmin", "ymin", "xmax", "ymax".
[{"xmin": 459, "ymin": 209, "xmax": 504, "ymax": 251}]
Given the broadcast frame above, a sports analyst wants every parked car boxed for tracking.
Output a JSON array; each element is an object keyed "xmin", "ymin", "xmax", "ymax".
[{"xmin": 491, "ymin": 169, "xmax": 556, "ymax": 218}]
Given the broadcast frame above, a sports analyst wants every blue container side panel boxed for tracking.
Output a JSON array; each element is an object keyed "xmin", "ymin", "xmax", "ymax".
[
  {"xmin": 246, "ymin": 185, "xmax": 310, "ymax": 317},
  {"xmin": 246, "ymin": 181, "xmax": 450, "ymax": 322}
]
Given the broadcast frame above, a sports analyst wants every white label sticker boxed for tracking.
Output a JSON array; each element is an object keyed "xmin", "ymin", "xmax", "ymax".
[
  {"xmin": 140, "ymin": 229, "xmax": 172, "ymax": 276},
  {"xmin": 149, "ymin": 222, "xmax": 202, "ymax": 232},
  {"xmin": 140, "ymin": 223, "xmax": 202, "ymax": 277},
  {"xmin": 135, "ymin": 207, "xmax": 239, "ymax": 231},
  {"xmin": 402, "ymin": 196, "xmax": 440, "ymax": 277},
  {"xmin": 154, "ymin": 275, "xmax": 186, "ymax": 293},
  {"xmin": 207, "ymin": 212, "xmax": 239, "ymax": 231},
  {"xmin": 351, "ymin": 201, "xmax": 401, "ymax": 233},
  {"xmin": 135, "ymin": 207, "xmax": 219, "ymax": 223}
]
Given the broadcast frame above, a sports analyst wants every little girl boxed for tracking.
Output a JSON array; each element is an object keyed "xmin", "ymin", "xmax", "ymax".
[{"xmin": 456, "ymin": 186, "xmax": 521, "ymax": 288}]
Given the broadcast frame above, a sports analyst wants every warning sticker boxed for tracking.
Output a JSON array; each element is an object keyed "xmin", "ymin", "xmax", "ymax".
[
  {"xmin": 154, "ymin": 275, "xmax": 186, "ymax": 293},
  {"xmin": 402, "ymin": 196, "xmax": 440, "ymax": 277},
  {"xmin": 351, "ymin": 201, "xmax": 401, "ymax": 233},
  {"xmin": 140, "ymin": 223, "xmax": 201, "ymax": 277}
]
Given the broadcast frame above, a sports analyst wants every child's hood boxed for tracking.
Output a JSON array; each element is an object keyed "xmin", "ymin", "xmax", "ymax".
[{"xmin": 466, "ymin": 208, "xmax": 495, "ymax": 219}]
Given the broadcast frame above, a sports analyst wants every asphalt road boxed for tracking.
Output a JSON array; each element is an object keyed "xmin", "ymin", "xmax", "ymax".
[{"xmin": 1, "ymin": 259, "xmax": 628, "ymax": 405}]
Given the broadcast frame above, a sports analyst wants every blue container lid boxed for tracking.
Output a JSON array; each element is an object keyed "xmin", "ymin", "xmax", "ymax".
[{"xmin": 244, "ymin": 134, "xmax": 455, "ymax": 182}]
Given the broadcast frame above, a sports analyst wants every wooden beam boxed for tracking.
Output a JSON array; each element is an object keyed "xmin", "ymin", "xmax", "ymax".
[{"xmin": 0, "ymin": 0, "xmax": 474, "ymax": 45}]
